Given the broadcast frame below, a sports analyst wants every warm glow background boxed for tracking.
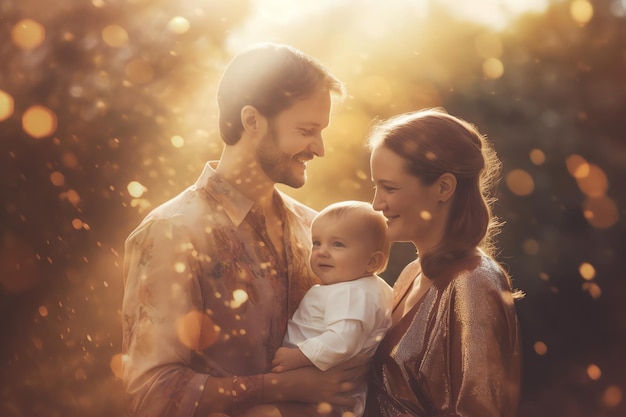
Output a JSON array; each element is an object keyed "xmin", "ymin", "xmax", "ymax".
[{"xmin": 1, "ymin": 0, "xmax": 625, "ymax": 416}]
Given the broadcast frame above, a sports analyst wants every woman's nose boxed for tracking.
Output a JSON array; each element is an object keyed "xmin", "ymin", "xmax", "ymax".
[{"xmin": 372, "ymin": 190, "xmax": 385, "ymax": 211}]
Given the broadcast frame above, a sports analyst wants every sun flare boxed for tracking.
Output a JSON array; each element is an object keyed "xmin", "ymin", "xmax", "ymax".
[{"xmin": 229, "ymin": 0, "xmax": 552, "ymax": 50}]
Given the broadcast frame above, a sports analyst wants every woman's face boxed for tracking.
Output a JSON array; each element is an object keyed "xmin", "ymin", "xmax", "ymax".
[{"xmin": 370, "ymin": 145, "xmax": 441, "ymax": 245}]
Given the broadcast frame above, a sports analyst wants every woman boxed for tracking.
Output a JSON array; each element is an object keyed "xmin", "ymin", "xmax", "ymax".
[{"xmin": 365, "ymin": 108, "xmax": 522, "ymax": 417}]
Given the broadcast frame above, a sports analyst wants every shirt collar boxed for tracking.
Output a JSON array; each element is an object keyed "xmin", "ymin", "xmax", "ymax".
[{"xmin": 195, "ymin": 161, "xmax": 255, "ymax": 227}]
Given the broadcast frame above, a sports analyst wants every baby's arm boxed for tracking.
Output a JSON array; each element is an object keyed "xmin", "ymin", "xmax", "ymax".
[{"xmin": 271, "ymin": 346, "xmax": 314, "ymax": 372}]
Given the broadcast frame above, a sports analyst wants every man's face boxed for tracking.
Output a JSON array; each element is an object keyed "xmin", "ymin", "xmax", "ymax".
[{"xmin": 256, "ymin": 87, "xmax": 331, "ymax": 188}]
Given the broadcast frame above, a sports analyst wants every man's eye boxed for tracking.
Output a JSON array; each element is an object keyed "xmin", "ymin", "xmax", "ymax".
[{"xmin": 300, "ymin": 129, "xmax": 314, "ymax": 136}]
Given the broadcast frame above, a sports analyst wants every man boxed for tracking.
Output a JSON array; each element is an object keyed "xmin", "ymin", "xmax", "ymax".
[{"xmin": 122, "ymin": 43, "xmax": 361, "ymax": 417}]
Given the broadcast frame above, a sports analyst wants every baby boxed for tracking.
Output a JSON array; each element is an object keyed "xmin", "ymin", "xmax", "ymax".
[{"xmin": 271, "ymin": 200, "xmax": 393, "ymax": 417}]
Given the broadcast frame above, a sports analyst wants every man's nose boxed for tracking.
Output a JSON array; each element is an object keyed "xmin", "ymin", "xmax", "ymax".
[{"xmin": 310, "ymin": 134, "xmax": 324, "ymax": 157}]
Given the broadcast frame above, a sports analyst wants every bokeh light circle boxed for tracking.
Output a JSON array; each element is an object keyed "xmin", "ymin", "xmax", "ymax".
[
  {"xmin": 483, "ymin": 58, "xmax": 504, "ymax": 79},
  {"xmin": 102, "ymin": 24, "xmax": 129, "ymax": 47},
  {"xmin": 578, "ymin": 262, "xmax": 596, "ymax": 280},
  {"xmin": 529, "ymin": 149, "xmax": 546, "ymax": 165},
  {"xmin": 127, "ymin": 181, "xmax": 147, "ymax": 198},
  {"xmin": 11, "ymin": 18, "xmax": 45, "ymax": 49},
  {"xmin": 22, "ymin": 105, "xmax": 58, "ymax": 139},
  {"xmin": 571, "ymin": 0, "xmax": 594, "ymax": 25},
  {"xmin": 505, "ymin": 169, "xmax": 535, "ymax": 196},
  {"xmin": 167, "ymin": 16, "xmax": 191, "ymax": 34},
  {"xmin": 176, "ymin": 310, "xmax": 220, "ymax": 351},
  {"xmin": 566, "ymin": 154, "xmax": 589, "ymax": 178},
  {"xmin": 583, "ymin": 195, "xmax": 619, "ymax": 229},
  {"xmin": 576, "ymin": 164, "xmax": 608, "ymax": 197},
  {"xmin": 125, "ymin": 59, "xmax": 154, "ymax": 84},
  {"xmin": 0, "ymin": 90, "xmax": 15, "ymax": 121}
]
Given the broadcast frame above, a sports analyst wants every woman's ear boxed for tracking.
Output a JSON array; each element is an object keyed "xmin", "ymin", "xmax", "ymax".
[
  {"xmin": 366, "ymin": 251, "xmax": 385, "ymax": 274},
  {"xmin": 437, "ymin": 172, "xmax": 457, "ymax": 203},
  {"xmin": 240, "ymin": 105, "xmax": 265, "ymax": 135}
]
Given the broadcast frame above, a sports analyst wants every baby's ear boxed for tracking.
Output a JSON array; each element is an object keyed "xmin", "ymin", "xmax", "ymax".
[{"xmin": 366, "ymin": 251, "xmax": 385, "ymax": 274}]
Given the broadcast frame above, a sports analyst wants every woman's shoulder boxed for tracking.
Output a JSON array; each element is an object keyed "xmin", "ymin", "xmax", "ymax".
[
  {"xmin": 450, "ymin": 252, "xmax": 512, "ymax": 294},
  {"xmin": 398, "ymin": 259, "xmax": 422, "ymax": 278}
]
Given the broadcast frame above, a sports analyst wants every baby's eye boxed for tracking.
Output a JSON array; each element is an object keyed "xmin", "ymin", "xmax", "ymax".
[
  {"xmin": 312, "ymin": 240, "xmax": 321, "ymax": 246},
  {"xmin": 332, "ymin": 241, "xmax": 346, "ymax": 248}
]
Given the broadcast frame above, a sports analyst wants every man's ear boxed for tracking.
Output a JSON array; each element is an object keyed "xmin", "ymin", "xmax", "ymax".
[
  {"xmin": 437, "ymin": 172, "xmax": 457, "ymax": 203},
  {"xmin": 366, "ymin": 251, "xmax": 385, "ymax": 274},
  {"xmin": 240, "ymin": 105, "xmax": 265, "ymax": 135}
]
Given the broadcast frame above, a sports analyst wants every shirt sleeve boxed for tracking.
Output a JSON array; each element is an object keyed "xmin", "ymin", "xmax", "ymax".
[
  {"xmin": 122, "ymin": 218, "xmax": 212, "ymax": 417},
  {"xmin": 297, "ymin": 284, "xmax": 380, "ymax": 371}
]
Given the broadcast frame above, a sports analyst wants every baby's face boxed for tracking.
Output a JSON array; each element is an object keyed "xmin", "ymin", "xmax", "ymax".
[{"xmin": 310, "ymin": 215, "xmax": 376, "ymax": 285}]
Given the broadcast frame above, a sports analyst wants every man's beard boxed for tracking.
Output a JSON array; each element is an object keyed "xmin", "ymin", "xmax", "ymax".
[{"xmin": 256, "ymin": 123, "xmax": 308, "ymax": 188}]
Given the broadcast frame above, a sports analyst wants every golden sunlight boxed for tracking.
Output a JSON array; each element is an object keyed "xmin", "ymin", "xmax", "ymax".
[
  {"xmin": 231, "ymin": 0, "xmax": 551, "ymax": 50},
  {"xmin": 437, "ymin": 0, "xmax": 551, "ymax": 29}
]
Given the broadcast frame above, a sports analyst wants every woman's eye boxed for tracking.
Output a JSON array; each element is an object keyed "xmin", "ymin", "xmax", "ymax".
[
  {"xmin": 300, "ymin": 129, "xmax": 314, "ymax": 136},
  {"xmin": 374, "ymin": 184, "xmax": 396, "ymax": 192}
]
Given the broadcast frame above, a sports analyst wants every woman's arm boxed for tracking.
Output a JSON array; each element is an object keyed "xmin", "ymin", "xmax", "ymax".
[{"xmin": 443, "ymin": 269, "xmax": 521, "ymax": 417}]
